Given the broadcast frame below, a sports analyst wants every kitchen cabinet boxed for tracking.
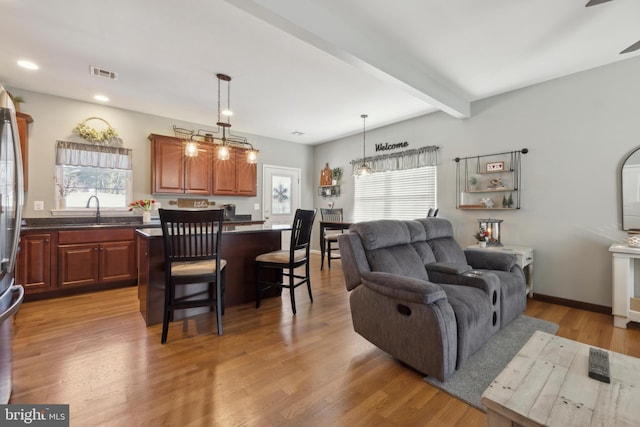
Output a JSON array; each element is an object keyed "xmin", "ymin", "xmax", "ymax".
[
  {"xmin": 213, "ymin": 146, "xmax": 257, "ymax": 196},
  {"xmin": 16, "ymin": 112, "xmax": 32, "ymax": 191},
  {"xmin": 57, "ymin": 228, "xmax": 136, "ymax": 289},
  {"xmin": 16, "ymin": 231, "xmax": 56, "ymax": 293},
  {"xmin": 17, "ymin": 226, "xmax": 137, "ymax": 300},
  {"xmin": 149, "ymin": 134, "xmax": 213, "ymax": 195}
]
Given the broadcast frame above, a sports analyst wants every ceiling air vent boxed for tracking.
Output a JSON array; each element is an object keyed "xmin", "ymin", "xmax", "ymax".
[{"xmin": 89, "ymin": 66, "xmax": 118, "ymax": 80}]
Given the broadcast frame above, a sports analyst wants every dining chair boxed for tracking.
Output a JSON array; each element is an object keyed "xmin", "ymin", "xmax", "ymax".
[
  {"xmin": 320, "ymin": 208, "xmax": 345, "ymax": 270},
  {"xmin": 158, "ymin": 208, "xmax": 226, "ymax": 343},
  {"xmin": 255, "ymin": 209, "xmax": 316, "ymax": 315}
]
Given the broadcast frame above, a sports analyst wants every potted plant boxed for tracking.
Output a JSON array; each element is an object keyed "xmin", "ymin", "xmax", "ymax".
[
  {"xmin": 474, "ymin": 227, "xmax": 490, "ymax": 248},
  {"xmin": 468, "ymin": 176, "xmax": 478, "ymax": 191},
  {"xmin": 332, "ymin": 167, "xmax": 343, "ymax": 185},
  {"xmin": 128, "ymin": 199, "xmax": 156, "ymax": 223},
  {"xmin": 8, "ymin": 92, "xmax": 24, "ymax": 112}
]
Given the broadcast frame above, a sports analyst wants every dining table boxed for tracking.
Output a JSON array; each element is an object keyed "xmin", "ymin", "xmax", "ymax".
[{"xmin": 319, "ymin": 220, "xmax": 352, "ymax": 269}]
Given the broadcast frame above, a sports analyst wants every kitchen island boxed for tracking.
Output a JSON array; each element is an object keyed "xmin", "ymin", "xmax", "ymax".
[{"xmin": 136, "ymin": 224, "xmax": 288, "ymax": 326}]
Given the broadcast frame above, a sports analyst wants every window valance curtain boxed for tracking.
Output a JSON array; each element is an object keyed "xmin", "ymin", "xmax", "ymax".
[
  {"xmin": 350, "ymin": 145, "xmax": 439, "ymax": 175},
  {"xmin": 56, "ymin": 140, "xmax": 132, "ymax": 170}
]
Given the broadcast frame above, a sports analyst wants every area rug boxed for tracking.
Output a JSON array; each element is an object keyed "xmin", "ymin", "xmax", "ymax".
[{"xmin": 423, "ymin": 315, "xmax": 559, "ymax": 412}]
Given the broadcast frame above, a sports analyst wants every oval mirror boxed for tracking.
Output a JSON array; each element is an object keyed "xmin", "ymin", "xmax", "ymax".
[{"xmin": 622, "ymin": 147, "xmax": 640, "ymax": 230}]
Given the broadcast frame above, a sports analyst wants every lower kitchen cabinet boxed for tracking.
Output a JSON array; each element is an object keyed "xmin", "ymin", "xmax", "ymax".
[
  {"xmin": 58, "ymin": 240, "xmax": 136, "ymax": 287},
  {"xmin": 17, "ymin": 227, "xmax": 137, "ymax": 299},
  {"xmin": 58, "ymin": 228, "xmax": 136, "ymax": 288},
  {"xmin": 16, "ymin": 232, "xmax": 55, "ymax": 293},
  {"xmin": 58, "ymin": 243, "xmax": 99, "ymax": 287}
]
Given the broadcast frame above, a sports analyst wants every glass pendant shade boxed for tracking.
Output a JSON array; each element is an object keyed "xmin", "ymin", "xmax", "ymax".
[
  {"xmin": 246, "ymin": 149, "xmax": 258, "ymax": 164},
  {"xmin": 218, "ymin": 145, "xmax": 230, "ymax": 161},
  {"xmin": 357, "ymin": 163, "xmax": 370, "ymax": 176},
  {"xmin": 185, "ymin": 141, "xmax": 198, "ymax": 157}
]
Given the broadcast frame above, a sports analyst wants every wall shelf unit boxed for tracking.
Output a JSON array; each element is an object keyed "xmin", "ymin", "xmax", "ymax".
[
  {"xmin": 455, "ymin": 149, "xmax": 528, "ymax": 210},
  {"xmin": 318, "ymin": 185, "xmax": 340, "ymax": 198}
]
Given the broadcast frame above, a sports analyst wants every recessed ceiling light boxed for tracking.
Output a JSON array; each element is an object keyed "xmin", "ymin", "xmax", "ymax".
[
  {"xmin": 17, "ymin": 60, "xmax": 39, "ymax": 70},
  {"xmin": 94, "ymin": 94, "xmax": 109, "ymax": 102},
  {"xmin": 291, "ymin": 131, "xmax": 304, "ymax": 136}
]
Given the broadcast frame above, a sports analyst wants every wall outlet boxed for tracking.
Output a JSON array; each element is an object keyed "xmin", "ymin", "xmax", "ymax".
[
  {"xmin": 34, "ymin": 200, "xmax": 44, "ymax": 211},
  {"xmin": 254, "ymin": 203, "xmax": 260, "ymax": 210}
]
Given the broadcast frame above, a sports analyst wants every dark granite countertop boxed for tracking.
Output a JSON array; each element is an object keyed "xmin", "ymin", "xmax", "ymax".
[
  {"xmin": 21, "ymin": 216, "xmax": 264, "ymax": 231},
  {"xmin": 136, "ymin": 223, "xmax": 290, "ymax": 238}
]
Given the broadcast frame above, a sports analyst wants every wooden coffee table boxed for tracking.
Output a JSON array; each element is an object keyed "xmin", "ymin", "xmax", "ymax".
[{"xmin": 481, "ymin": 330, "xmax": 640, "ymax": 426}]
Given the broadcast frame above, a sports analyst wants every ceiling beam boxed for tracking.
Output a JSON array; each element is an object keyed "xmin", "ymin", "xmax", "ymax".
[{"xmin": 227, "ymin": 0, "xmax": 471, "ymax": 119}]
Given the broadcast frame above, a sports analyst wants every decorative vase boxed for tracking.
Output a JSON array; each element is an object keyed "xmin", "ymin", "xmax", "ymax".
[
  {"xmin": 142, "ymin": 211, "xmax": 151, "ymax": 224},
  {"xmin": 478, "ymin": 241, "xmax": 487, "ymax": 248}
]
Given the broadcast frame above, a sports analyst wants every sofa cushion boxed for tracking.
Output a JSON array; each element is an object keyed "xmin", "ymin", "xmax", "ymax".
[
  {"xmin": 350, "ymin": 220, "xmax": 430, "ymax": 281},
  {"xmin": 420, "ymin": 217, "xmax": 455, "ymax": 240},
  {"xmin": 366, "ymin": 244, "xmax": 430, "ymax": 281},
  {"xmin": 418, "ymin": 218, "xmax": 468, "ymax": 265},
  {"xmin": 405, "ymin": 220, "xmax": 427, "ymax": 243},
  {"xmin": 476, "ymin": 269, "xmax": 526, "ymax": 326},
  {"xmin": 439, "ymin": 283, "xmax": 498, "ymax": 368},
  {"xmin": 350, "ymin": 220, "xmax": 411, "ymax": 250}
]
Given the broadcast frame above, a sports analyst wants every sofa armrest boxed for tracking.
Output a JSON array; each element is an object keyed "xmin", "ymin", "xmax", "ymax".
[
  {"xmin": 426, "ymin": 262, "xmax": 472, "ymax": 276},
  {"xmin": 360, "ymin": 271, "xmax": 447, "ymax": 305},
  {"xmin": 464, "ymin": 249, "xmax": 517, "ymax": 271},
  {"xmin": 457, "ymin": 270, "xmax": 500, "ymax": 298}
]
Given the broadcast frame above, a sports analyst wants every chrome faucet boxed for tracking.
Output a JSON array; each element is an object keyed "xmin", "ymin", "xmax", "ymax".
[{"xmin": 86, "ymin": 195, "xmax": 101, "ymax": 222}]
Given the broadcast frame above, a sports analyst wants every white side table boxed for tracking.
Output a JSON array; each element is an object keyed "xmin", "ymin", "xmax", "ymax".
[
  {"xmin": 609, "ymin": 243, "xmax": 640, "ymax": 328},
  {"xmin": 466, "ymin": 244, "xmax": 534, "ymax": 297}
]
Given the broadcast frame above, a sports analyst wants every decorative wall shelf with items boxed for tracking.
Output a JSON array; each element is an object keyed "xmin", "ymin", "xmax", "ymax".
[
  {"xmin": 318, "ymin": 163, "xmax": 342, "ymax": 198},
  {"xmin": 454, "ymin": 149, "xmax": 528, "ymax": 210},
  {"xmin": 318, "ymin": 185, "xmax": 340, "ymax": 198}
]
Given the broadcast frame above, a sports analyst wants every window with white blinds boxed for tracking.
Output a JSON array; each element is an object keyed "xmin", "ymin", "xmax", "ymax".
[{"xmin": 353, "ymin": 166, "xmax": 437, "ymax": 222}]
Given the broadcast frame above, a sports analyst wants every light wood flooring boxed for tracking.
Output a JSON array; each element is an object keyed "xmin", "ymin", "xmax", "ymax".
[{"xmin": 10, "ymin": 255, "xmax": 640, "ymax": 426}]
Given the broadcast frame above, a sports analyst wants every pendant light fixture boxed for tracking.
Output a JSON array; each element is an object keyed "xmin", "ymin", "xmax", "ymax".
[
  {"xmin": 356, "ymin": 114, "xmax": 370, "ymax": 176},
  {"xmin": 216, "ymin": 73, "xmax": 232, "ymax": 161},
  {"xmin": 174, "ymin": 73, "xmax": 259, "ymax": 163}
]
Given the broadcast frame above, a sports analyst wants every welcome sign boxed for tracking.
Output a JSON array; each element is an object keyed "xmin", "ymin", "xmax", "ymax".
[{"xmin": 375, "ymin": 141, "xmax": 409, "ymax": 152}]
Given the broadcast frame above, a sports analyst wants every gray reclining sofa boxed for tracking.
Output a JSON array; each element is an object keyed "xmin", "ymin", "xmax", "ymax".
[{"xmin": 338, "ymin": 217, "xmax": 526, "ymax": 381}]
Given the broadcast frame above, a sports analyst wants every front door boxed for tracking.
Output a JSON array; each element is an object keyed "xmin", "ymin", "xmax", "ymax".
[{"xmin": 262, "ymin": 165, "xmax": 301, "ymax": 249}]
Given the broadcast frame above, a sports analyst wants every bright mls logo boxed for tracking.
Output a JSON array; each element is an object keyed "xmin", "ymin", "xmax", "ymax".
[{"xmin": 1, "ymin": 405, "xmax": 69, "ymax": 426}]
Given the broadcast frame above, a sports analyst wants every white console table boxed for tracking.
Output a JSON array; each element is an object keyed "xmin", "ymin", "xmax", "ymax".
[
  {"xmin": 609, "ymin": 243, "xmax": 640, "ymax": 328},
  {"xmin": 466, "ymin": 244, "xmax": 534, "ymax": 297}
]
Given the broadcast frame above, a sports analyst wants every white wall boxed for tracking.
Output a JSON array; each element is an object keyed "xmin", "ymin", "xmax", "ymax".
[
  {"xmin": 314, "ymin": 55, "xmax": 640, "ymax": 308},
  {"xmin": 9, "ymin": 89, "xmax": 315, "ymax": 219}
]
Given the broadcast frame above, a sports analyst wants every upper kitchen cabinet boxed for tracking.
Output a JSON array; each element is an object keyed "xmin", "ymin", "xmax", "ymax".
[
  {"xmin": 149, "ymin": 134, "xmax": 213, "ymax": 195},
  {"xmin": 16, "ymin": 112, "xmax": 32, "ymax": 191},
  {"xmin": 213, "ymin": 146, "xmax": 257, "ymax": 196},
  {"xmin": 150, "ymin": 133, "xmax": 256, "ymax": 196}
]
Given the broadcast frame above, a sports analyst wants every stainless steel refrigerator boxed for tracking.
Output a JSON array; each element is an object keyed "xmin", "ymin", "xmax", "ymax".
[{"xmin": 0, "ymin": 86, "xmax": 25, "ymax": 404}]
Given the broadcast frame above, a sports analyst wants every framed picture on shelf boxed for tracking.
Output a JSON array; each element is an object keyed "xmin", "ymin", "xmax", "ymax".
[{"xmin": 486, "ymin": 161, "xmax": 504, "ymax": 172}]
